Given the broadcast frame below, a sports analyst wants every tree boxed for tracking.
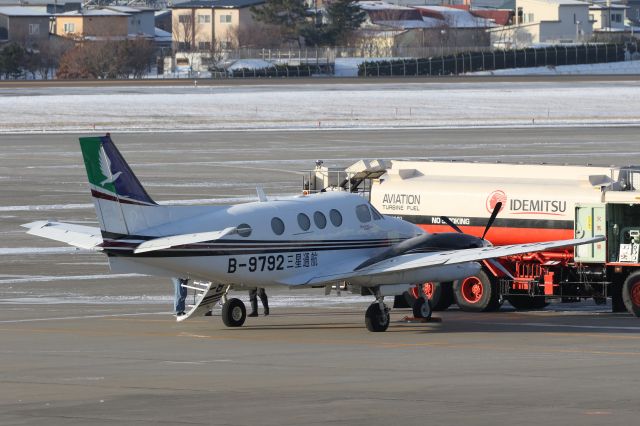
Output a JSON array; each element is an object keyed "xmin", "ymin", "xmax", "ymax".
[
  {"xmin": 323, "ymin": 0, "xmax": 366, "ymax": 46},
  {"xmin": 0, "ymin": 43, "xmax": 26, "ymax": 79},
  {"xmin": 235, "ymin": 22, "xmax": 283, "ymax": 48},
  {"xmin": 124, "ymin": 38, "xmax": 156, "ymax": 79},
  {"xmin": 251, "ymin": 0, "xmax": 310, "ymax": 47}
]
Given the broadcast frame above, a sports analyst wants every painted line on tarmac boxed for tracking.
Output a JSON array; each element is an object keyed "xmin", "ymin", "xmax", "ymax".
[
  {"xmin": 0, "ymin": 311, "xmax": 168, "ymax": 323},
  {"xmin": 486, "ymin": 321, "xmax": 640, "ymax": 331}
]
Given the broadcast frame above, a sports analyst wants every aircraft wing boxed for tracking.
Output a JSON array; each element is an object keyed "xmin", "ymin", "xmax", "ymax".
[
  {"xmin": 21, "ymin": 221, "xmax": 103, "ymax": 250},
  {"xmin": 299, "ymin": 236, "xmax": 605, "ymax": 286}
]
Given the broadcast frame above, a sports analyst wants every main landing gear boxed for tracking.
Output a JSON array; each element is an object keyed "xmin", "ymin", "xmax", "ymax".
[
  {"xmin": 412, "ymin": 296, "xmax": 432, "ymax": 320},
  {"xmin": 221, "ymin": 298, "xmax": 246, "ymax": 327}
]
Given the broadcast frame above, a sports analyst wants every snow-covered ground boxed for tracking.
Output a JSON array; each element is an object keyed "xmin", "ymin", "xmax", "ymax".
[{"xmin": 1, "ymin": 79, "xmax": 640, "ymax": 133}]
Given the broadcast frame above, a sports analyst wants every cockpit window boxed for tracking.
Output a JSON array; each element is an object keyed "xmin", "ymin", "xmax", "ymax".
[
  {"xmin": 370, "ymin": 205, "xmax": 384, "ymax": 220},
  {"xmin": 297, "ymin": 213, "xmax": 311, "ymax": 231},
  {"xmin": 237, "ymin": 223, "xmax": 252, "ymax": 237},
  {"xmin": 356, "ymin": 204, "xmax": 372, "ymax": 223},
  {"xmin": 271, "ymin": 217, "xmax": 285, "ymax": 235}
]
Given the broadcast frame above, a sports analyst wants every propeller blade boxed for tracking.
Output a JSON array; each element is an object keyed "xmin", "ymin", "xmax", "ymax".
[
  {"xmin": 487, "ymin": 258, "xmax": 514, "ymax": 280},
  {"xmin": 440, "ymin": 216, "xmax": 463, "ymax": 234},
  {"xmin": 481, "ymin": 201, "xmax": 503, "ymax": 240}
]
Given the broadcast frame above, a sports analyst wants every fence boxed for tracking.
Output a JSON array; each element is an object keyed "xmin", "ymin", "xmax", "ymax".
[
  {"xmin": 228, "ymin": 63, "xmax": 334, "ymax": 78},
  {"xmin": 358, "ymin": 43, "xmax": 638, "ymax": 77}
]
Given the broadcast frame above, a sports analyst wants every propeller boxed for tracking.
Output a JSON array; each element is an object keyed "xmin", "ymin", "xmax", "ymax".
[
  {"xmin": 440, "ymin": 201, "xmax": 514, "ymax": 279},
  {"xmin": 482, "ymin": 201, "xmax": 502, "ymax": 240},
  {"xmin": 440, "ymin": 201, "xmax": 502, "ymax": 241}
]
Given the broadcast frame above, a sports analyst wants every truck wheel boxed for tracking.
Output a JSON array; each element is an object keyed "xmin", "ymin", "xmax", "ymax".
[
  {"xmin": 422, "ymin": 282, "xmax": 454, "ymax": 311},
  {"xmin": 454, "ymin": 271, "xmax": 500, "ymax": 312},
  {"xmin": 393, "ymin": 290, "xmax": 417, "ymax": 309},
  {"xmin": 610, "ymin": 279, "xmax": 627, "ymax": 312},
  {"xmin": 622, "ymin": 272, "xmax": 640, "ymax": 317},
  {"xmin": 507, "ymin": 295, "xmax": 548, "ymax": 310}
]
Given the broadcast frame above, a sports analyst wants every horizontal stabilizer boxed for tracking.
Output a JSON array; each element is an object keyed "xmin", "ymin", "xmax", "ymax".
[
  {"xmin": 134, "ymin": 227, "xmax": 236, "ymax": 254},
  {"xmin": 21, "ymin": 221, "xmax": 103, "ymax": 250}
]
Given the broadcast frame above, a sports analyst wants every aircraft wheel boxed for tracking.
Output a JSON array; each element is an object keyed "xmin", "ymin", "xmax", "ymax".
[
  {"xmin": 422, "ymin": 281, "xmax": 454, "ymax": 311},
  {"xmin": 365, "ymin": 303, "xmax": 390, "ymax": 332},
  {"xmin": 622, "ymin": 272, "xmax": 640, "ymax": 317},
  {"xmin": 412, "ymin": 296, "xmax": 432, "ymax": 319},
  {"xmin": 454, "ymin": 270, "xmax": 501, "ymax": 312},
  {"xmin": 221, "ymin": 298, "xmax": 246, "ymax": 327}
]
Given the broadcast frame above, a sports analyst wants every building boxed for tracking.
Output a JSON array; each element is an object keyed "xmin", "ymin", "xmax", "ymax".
[
  {"xmin": 589, "ymin": 1, "xmax": 628, "ymax": 31},
  {"xmin": 105, "ymin": 6, "xmax": 155, "ymax": 38},
  {"xmin": 0, "ymin": 6, "xmax": 50, "ymax": 43},
  {"xmin": 170, "ymin": 0, "xmax": 264, "ymax": 51},
  {"xmin": 54, "ymin": 9, "xmax": 129, "ymax": 40},
  {"xmin": 489, "ymin": 0, "xmax": 594, "ymax": 46}
]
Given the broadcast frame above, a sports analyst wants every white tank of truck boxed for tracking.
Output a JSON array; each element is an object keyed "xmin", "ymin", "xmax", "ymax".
[{"xmin": 370, "ymin": 161, "xmax": 637, "ymax": 245}]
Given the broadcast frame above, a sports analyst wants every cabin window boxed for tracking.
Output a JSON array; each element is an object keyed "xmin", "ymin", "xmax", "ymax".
[
  {"xmin": 237, "ymin": 223, "xmax": 252, "ymax": 237},
  {"xmin": 329, "ymin": 209, "xmax": 342, "ymax": 227},
  {"xmin": 220, "ymin": 14, "xmax": 232, "ymax": 23},
  {"xmin": 297, "ymin": 213, "xmax": 311, "ymax": 231},
  {"xmin": 370, "ymin": 205, "xmax": 384, "ymax": 220},
  {"xmin": 271, "ymin": 217, "xmax": 285, "ymax": 235},
  {"xmin": 356, "ymin": 204, "xmax": 371, "ymax": 223},
  {"xmin": 29, "ymin": 24, "xmax": 40, "ymax": 35},
  {"xmin": 314, "ymin": 211, "xmax": 327, "ymax": 229},
  {"xmin": 178, "ymin": 14, "xmax": 192, "ymax": 24},
  {"xmin": 198, "ymin": 15, "xmax": 211, "ymax": 24},
  {"xmin": 63, "ymin": 23, "xmax": 75, "ymax": 33}
]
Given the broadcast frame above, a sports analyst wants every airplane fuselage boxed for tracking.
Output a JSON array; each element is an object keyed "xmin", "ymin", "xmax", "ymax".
[{"xmin": 105, "ymin": 192, "xmax": 440, "ymax": 287}]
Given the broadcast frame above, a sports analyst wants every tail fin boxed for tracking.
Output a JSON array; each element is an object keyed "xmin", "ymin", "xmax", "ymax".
[{"xmin": 79, "ymin": 134, "xmax": 157, "ymax": 235}]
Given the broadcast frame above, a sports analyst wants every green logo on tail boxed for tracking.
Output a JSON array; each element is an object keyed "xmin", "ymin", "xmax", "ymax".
[{"xmin": 79, "ymin": 137, "xmax": 120, "ymax": 194}]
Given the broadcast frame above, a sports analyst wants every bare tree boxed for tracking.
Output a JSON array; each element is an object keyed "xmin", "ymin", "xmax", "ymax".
[
  {"xmin": 234, "ymin": 22, "xmax": 283, "ymax": 48},
  {"xmin": 35, "ymin": 37, "xmax": 73, "ymax": 79},
  {"xmin": 172, "ymin": 10, "xmax": 201, "ymax": 70}
]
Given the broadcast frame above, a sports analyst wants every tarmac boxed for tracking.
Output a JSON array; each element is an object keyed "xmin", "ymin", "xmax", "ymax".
[{"xmin": 2, "ymin": 128, "xmax": 640, "ymax": 425}]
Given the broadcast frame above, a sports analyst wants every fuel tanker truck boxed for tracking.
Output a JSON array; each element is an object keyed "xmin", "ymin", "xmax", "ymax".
[{"xmin": 303, "ymin": 160, "xmax": 640, "ymax": 317}]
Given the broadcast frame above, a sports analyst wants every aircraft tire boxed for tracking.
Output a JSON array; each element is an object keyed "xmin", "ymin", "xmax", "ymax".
[
  {"xmin": 412, "ymin": 297, "xmax": 432, "ymax": 319},
  {"xmin": 453, "ymin": 270, "xmax": 501, "ymax": 312},
  {"xmin": 222, "ymin": 298, "xmax": 246, "ymax": 327},
  {"xmin": 622, "ymin": 271, "xmax": 640, "ymax": 317},
  {"xmin": 506, "ymin": 295, "xmax": 548, "ymax": 310},
  {"xmin": 365, "ymin": 303, "xmax": 389, "ymax": 332}
]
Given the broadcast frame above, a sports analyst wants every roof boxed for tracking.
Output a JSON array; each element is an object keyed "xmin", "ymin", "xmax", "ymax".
[
  {"xmin": 105, "ymin": 6, "xmax": 152, "ymax": 13},
  {"xmin": 519, "ymin": 0, "xmax": 590, "ymax": 6},
  {"xmin": 414, "ymin": 5, "xmax": 496, "ymax": 28},
  {"xmin": 357, "ymin": 1, "xmax": 415, "ymax": 11},
  {"xmin": 56, "ymin": 9, "xmax": 129, "ymax": 17},
  {"xmin": 589, "ymin": 3, "xmax": 628, "ymax": 9},
  {"xmin": 0, "ymin": 6, "xmax": 49, "ymax": 16},
  {"xmin": 171, "ymin": 0, "xmax": 265, "ymax": 9}
]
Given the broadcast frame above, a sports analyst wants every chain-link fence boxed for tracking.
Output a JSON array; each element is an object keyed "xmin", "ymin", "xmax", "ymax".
[{"xmin": 358, "ymin": 43, "xmax": 638, "ymax": 77}]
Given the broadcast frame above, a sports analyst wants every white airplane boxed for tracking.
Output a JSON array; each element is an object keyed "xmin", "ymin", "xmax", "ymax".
[{"xmin": 23, "ymin": 135, "xmax": 604, "ymax": 332}]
